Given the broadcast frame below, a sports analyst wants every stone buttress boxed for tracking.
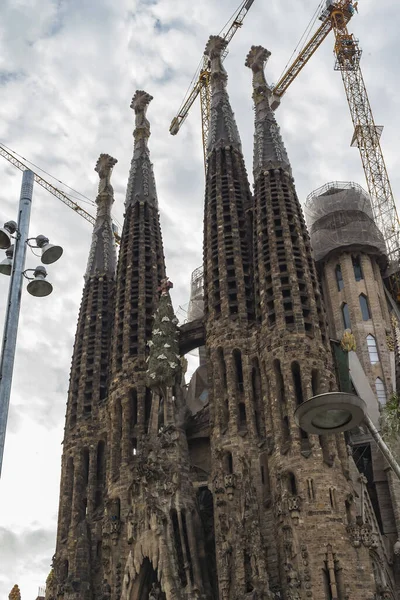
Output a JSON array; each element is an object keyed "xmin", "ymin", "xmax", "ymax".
[
  {"xmin": 246, "ymin": 45, "xmax": 378, "ymax": 599},
  {"xmin": 49, "ymin": 154, "xmax": 118, "ymax": 600},
  {"xmin": 203, "ymin": 35, "xmax": 272, "ymax": 600}
]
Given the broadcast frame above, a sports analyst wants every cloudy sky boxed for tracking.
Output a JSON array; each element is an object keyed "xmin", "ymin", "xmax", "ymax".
[{"xmin": 0, "ymin": 0, "xmax": 398, "ymax": 597}]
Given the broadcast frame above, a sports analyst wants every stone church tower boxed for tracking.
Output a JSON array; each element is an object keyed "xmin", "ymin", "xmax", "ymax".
[{"xmin": 48, "ymin": 37, "xmax": 398, "ymax": 600}]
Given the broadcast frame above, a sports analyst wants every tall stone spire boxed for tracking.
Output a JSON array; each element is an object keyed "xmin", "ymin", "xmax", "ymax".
[
  {"xmin": 51, "ymin": 155, "xmax": 117, "ymax": 600},
  {"xmin": 245, "ymin": 45, "xmax": 291, "ymax": 178},
  {"xmin": 85, "ymin": 153, "xmax": 117, "ymax": 280},
  {"xmin": 205, "ymin": 36, "xmax": 242, "ymax": 155},
  {"xmin": 247, "ymin": 45, "xmax": 378, "ymax": 600},
  {"xmin": 125, "ymin": 90, "xmax": 158, "ymax": 207}
]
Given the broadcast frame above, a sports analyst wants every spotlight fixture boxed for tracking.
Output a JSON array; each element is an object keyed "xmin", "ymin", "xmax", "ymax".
[
  {"xmin": 35, "ymin": 235, "xmax": 63, "ymax": 265},
  {"xmin": 0, "ymin": 220, "xmax": 17, "ymax": 250},
  {"xmin": 26, "ymin": 266, "xmax": 53, "ymax": 297},
  {"xmin": 0, "ymin": 246, "xmax": 14, "ymax": 276}
]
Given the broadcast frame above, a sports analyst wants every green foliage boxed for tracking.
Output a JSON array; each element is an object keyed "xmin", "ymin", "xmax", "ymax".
[{"xmin": 382, "ymin": 393, "xmax": 400, "ymax": 438}]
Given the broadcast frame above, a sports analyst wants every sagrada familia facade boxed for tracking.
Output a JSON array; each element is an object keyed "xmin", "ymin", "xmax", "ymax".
[{"xmin": 44, "ymin": 36, "xmax": 400, "ymax": 600}]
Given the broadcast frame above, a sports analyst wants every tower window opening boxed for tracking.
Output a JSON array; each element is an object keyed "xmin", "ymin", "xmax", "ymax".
[
  {"xmin": 233, "ymin": 349, "xmax": 244, "ymax": 393},
  {"xmin": 131, "ymin": 389, "xmax": 138, "ymax": 427},
  {"xmin": 158, "ymin": 395, "xmax": 165, "ymax": 431},
  {"xmin": 171, "ymin": 509, "xmax": 187, "ymax": 587},
  {"xmin": 341, "ymin": 303, "xmax": 351, "ymax": 330},
  {"xmin": 335, "ymin": 264, "xmax": 344, "ymax": 291},
  {"xmin": 238, "ymin": 402, "xmax": 247, "ymax": 430},
  {"xmin": 352, "ymin": 255, "xmax": 363, "ymax": 281},
  {"xmin": 83, "ymin": 448, "xmax": 90, "ymax": 486},
  {"xmin": 375, "ymin": 378, "xmax": 386, "ymax": 405},
  {"xmin": 367, "ymin": 335, "xmax": 379, "ymax": 364},
  {"xmin": 287, "ymin": 471, "xmax": 297, "ymax": 495},
  {"xmin": 291, "ymin": 362, "xmax": 304, "ymax": 406},
  {"xmin": 311, "ymin": 369, "xmax": 320, "ymax": 396},
  {"xmin": 274, "ymin": 359, "xmax": 286, "ymax": 403},
  {"xmin": 359, "ymin": 294, "xmax": 371, "ymax": 321},
  {"xmin": 96, "ymin": 441, "xmax": 106, "ymax": 485},
  {"xmin": 145, "ymin": 388, "xmax": 152, "ymax": 433},
  {"xmin": 224, "ymin": 451, "xmax": 233, "ymax": 475}
]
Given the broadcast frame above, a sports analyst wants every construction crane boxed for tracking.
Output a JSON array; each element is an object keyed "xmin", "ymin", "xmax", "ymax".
[
  {"xmin": 169, "ymin": 0, "xmax": 255, "ymax": 168},
  {"xmin": 0, "ymin": 144, "xmax": 121, "ymax": 244},
  {"xmin": 269, "ymin": 0, "xmax": 400, "ymax": 277}
]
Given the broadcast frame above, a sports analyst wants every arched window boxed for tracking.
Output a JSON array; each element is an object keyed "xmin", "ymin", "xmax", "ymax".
[
  {"xmin": 335, "ymin": 264, "xmax": 344, "ymax": 291},
  {"xmin": 375, "ymin": 378, "xmax": 386, "ymax": 405},
  {"xmin": 359, "ymin": 294, "xmax": 371, "ymax": 321},
  {"xmin": 352, "ymin": 255, "xmax": 363, "ymax": 281},
  {"xmin": 341, "ymin": 303, "xmax": 351, "ymax": 329},
  {"xmin": 367, "ymin": 335, "xmax": 379, "ymax": 364}
]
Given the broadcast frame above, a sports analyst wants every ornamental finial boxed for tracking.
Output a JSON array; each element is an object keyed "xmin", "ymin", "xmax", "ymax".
[
  {"xmin": 130, "ymin": 90, "xmax": 153, "ymax": 141},
  {"xmin": 95, "ymin": 153, "xmax": 118, "ymax": 196}
]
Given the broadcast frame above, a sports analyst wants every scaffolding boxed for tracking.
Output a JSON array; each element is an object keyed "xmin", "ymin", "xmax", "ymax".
[
  {"xmin": 187, "ymin": 265, "xmax": 204, "ymax": 322},
  {"xmin": 305, "ymin": 181, "xmax": 387, "ymax": 264}
]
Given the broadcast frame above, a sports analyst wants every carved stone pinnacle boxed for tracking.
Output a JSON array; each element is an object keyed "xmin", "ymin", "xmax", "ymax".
[
  {"xmin": 95, "ymin": 154, "xmax": 118, "ymax": 196},
  {"xmin": 95, "ymin": 154, "xmax": 118, "ymax": 178},
  {"xmin": 130, "ymin": 90, "xmax": 153, "ymax": 112},
  {"xmin": 245, "ymin": 45, "xmax": 271, "ymax": 73},
  {"xmin": 204, "ymin": 35, "xmax": 227, "ymax": 59}
]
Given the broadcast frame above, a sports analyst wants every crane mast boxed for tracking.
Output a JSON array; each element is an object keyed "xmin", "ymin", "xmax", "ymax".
[
  {"xmin": 169, "ymin": 0, "xmax": 255, "ymax": 168},
  {"xmin": 271, "ymin": 1, "xmax": 400, "ymax": 272}
]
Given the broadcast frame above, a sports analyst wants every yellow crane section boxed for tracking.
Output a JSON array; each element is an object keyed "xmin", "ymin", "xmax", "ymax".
[
  {"xmin": 169, "ymin": 0, "xmax": 255, "ymax": 168},
  {"xmin": 0, "ymin": 144, "xmax": 121, "ymax": 244},
  {"xmin": 271, "ymin": 1, "xmax": 400, "ymax": 269}
]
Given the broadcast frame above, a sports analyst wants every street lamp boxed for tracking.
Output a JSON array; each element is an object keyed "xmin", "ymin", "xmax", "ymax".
[
  {"xmin": 0, "ymin": 170, "xmax": 63, "ymax": 477},
  {"xmin": 294, "ymin": 391, "xmax": 400, "ymax": 481}
]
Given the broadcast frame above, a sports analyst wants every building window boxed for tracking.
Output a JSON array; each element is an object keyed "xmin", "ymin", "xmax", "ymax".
[
  {"xmin": 352, "ymin": 255, "xmax": 363, "ymax": 281},
  {"xmin": 375, "ymin": 378, "xmax": 386, "ymax": 405},
  {"xmin": 359, "ymin": 294, "xmax": 371, "ymax": 321},
  {"xmin": 335, "ymin": 264, "xmax": 344, "ymax": 291},
  {"xmin": 341, "ymin": 303, "xmax": 351, "ymax": 330},
  {"xmin": 367, "ymin": 335, "xmax": 379, "ymax": 364}
]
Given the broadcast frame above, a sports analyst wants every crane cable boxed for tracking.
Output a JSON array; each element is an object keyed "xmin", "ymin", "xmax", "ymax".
[
  {"xmin": 0, "ymin": 142, "xmax": 123, "ymax": 232},
  {"xmin": 276, "ymin": 0, "xmax": 326, "ymax": 84},
  {"xmin": 174, "ymin": 0, "xmax": 249, "ymax": 117},
  {"xmin": 0, "ymin": 142, "xmax": 95, "ymax": 207}
]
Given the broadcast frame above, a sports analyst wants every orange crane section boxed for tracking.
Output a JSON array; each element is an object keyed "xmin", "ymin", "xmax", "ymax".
[
  {"xmin": 270, "ymin": 1, "xmax": 400, "ymax": 267},
  {"xmin": 169, "ymin": 0, "xmax": 255, "ymax": 168}
]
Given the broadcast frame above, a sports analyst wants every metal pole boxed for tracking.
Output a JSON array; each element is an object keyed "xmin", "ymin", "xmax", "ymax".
[
  {"xmin": 364, "ymin": 412, "xmax": 400, "ymax": 482},
  {"xmin": 0, "ymin": 170, "xmax": 34, "ymax": 477}
]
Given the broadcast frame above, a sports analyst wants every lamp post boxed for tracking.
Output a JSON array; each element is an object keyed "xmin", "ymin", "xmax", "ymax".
[
  {"xmin": 294, "ymin": 391, "xmax": 400, "ymax": 481},
  {"xmin": 0, "ymin": 170, "xmax": 63, "ymax": 477}
]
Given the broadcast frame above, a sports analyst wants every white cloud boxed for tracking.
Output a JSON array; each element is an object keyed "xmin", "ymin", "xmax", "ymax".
[{"xmin": 0, "ymin": 0, "xmax": 399, "ymax": 596}]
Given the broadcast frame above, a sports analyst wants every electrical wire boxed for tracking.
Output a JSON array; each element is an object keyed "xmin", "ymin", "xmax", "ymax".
[
  {"xmin": 276, "ymin": 0, "xmax": 326, "ymax": 84},
  {"xmin": 1, "ymin": 141, "xmax": 123, "ymax": 231},
  {"xmin": 0, "ymin": 142, "xmax": 96, "ymax": 206}
]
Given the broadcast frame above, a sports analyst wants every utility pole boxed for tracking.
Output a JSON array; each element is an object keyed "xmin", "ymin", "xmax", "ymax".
[{"xmin": 0, "ymin": 170, "xmax": 34, "ymax": 477}]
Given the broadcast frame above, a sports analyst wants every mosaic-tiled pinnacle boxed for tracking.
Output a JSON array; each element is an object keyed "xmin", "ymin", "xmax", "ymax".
[
  {"xmin": 125, "ymin": 90, "xmax": 158, "ymax": 207},
  {"xmin": 204, "ymin": 35, "xmax": 242, "ymax": 155},
  {"xmin": 245, "ymin": 45, "xmax": 291, "ymax": 178},
  {"xmin": 85, "ymin": 153, "xmax": 117, "ymax": 280}
]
